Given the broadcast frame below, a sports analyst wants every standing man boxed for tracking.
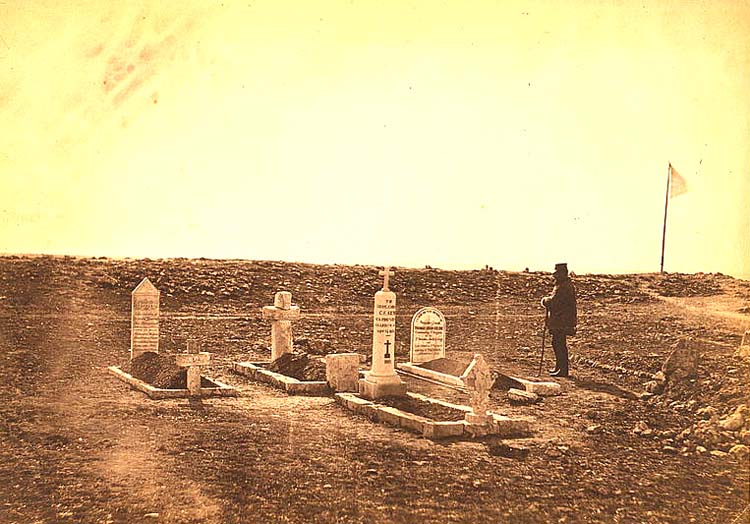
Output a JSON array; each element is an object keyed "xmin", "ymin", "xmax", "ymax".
[{"xmin": 541, "ymin": 263, "xmax": 577, "ymax": 377}]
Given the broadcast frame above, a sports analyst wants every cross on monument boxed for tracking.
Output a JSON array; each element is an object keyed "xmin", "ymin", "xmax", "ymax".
[
  {"xmin": 359, "ymin": 264, "xmax": 406, "ymax": 399},
  {"xmin": 379, "ymin": 266, "xmax": 395, "ymax": 291}
]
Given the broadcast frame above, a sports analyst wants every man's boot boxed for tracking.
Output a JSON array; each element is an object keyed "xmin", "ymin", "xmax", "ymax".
[{"xmin": 551, "ymin": 339, "xmax": 569, "ymax": 377}]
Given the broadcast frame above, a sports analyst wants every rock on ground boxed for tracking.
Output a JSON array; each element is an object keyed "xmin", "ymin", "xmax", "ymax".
[{"xmin": 662, "ymin": 338, "xmax": 700, "ymax": 380}]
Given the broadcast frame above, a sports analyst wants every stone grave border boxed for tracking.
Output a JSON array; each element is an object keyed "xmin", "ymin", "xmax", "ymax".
[
  {"xmin": 335, "ymin": 391, "xmax": 531, "ymax": 440},
  {"xmin": 396, "ymin": 364, "xmax": 561, "ymax": 397},
  {"xmin": 396, "ymin": 362, "xmax": 465, "ymax": 388},
  {"xmin": 232, "ymin": 361, "xmax": 330, "ymax": 396},
  {"xmin": 107, "ymin": 366, "xmax": 238, "ymax": 400}
]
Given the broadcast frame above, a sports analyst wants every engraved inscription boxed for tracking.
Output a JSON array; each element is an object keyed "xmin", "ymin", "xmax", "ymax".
[
  {"xmin": 410, "ymin": 307, "xmax": 446, "ymax": 364},
  {"xmin": 131, "ymin": 278, "xmax": 160, "ymax": 359}
]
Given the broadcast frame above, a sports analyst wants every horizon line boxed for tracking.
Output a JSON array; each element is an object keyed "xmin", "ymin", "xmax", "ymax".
[{"xmin": 1, "ymin": 251, "xmax": 747, "ymax": 281}]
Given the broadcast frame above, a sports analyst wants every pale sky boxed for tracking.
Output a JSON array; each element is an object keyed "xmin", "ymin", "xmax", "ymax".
[{"xmin": 1, "ymin": 1, "xmax": 748, "ymax": 276}]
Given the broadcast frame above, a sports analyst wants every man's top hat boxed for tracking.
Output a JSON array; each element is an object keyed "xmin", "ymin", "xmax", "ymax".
[{"xmin": 554, "ymin": 263, "xmax": 568, "ymax": 275}]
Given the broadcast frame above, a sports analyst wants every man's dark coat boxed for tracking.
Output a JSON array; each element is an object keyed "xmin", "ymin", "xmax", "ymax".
[{"xmin": 545, "ymin": 277, "xmax": 577, "ymax": 335}]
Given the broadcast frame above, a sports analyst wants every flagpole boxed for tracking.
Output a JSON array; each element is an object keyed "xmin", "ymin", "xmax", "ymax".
[{"xmin": 660, "ymin": 163, "xmax": 671, "ymax": 273}]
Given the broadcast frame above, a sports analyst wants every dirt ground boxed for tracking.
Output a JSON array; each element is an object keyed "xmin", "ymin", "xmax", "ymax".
[{"xmin": 0, "ymin": 256, "xmax": 748, "ymax": 524}]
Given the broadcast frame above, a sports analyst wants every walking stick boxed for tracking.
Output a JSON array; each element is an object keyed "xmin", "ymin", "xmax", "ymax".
[{"xmin": 537, "ymin": 309, "xmax": 549, "ymax": 376}]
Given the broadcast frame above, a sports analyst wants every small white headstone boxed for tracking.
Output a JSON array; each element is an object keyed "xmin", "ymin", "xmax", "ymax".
[
  {"xmin": 410, "ymin": 307, "xmax": 446, "ymax": 364},
  {"xmin": 325, "ymin": 353, "xmax": 360, "ymax": 392},
  {"xmin": 131, "ymin": 278, "xmax": 160, "ymax": 361}
]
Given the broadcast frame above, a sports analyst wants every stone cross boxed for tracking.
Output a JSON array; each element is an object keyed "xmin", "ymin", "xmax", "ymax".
[
  {"xmin": 131, "ymin": 277, "xmax": 160, "ymax": 361},
  {"xmin": 359, "ymin": 266, "xmax": 406, "ymax": 399},
  {"xmin": 379, "ymin": 266, "xmax": 394, "ymax": 291},
  {"xmin": 176, "ymin": 340, "xmax": 210, "ymax": 396},
  {"xmin": 262, "ymin": 291, "xmax": 301, "ymax": 361},
  {"xmin": 461, "ymin": 354, "xmax": 495, "ymax": 425}
]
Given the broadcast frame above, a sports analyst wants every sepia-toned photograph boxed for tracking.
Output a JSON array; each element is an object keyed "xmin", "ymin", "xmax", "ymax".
[{"xmin": 1, "ymin": 1, "xmax": 748, "ymax": 523}]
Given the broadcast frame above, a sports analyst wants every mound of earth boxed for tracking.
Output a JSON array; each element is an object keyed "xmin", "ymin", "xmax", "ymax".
[
  {"xmin": 418, "ymin": 357, "xmax": 469, "ymax": 377},
  {"xmin": 268, "ymin": 352, "xmax": 327, "ymax": 381},
  {"xmin": 130, "ymin": 351, "xmax": 212, "ymax": 389}
]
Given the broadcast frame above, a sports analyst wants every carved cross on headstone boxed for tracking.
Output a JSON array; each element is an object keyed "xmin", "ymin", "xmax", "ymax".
[
  {"xmin": 460, "ymin": 353, "xmax": 496, "ymax": 425},
  {"xmin": 379, "ymin": 266, "xmax": 394, "ymax": 291},
  {"xmin": 384, "ymin": 339, "xmax": 392, "ymax": 360}
]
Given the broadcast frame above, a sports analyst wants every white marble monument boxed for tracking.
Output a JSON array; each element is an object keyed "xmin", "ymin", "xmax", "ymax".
[
  {"xmin": 359, "ymin": 267, "xmax": 407, "ymax": 399},
  {"xmin": 409, "ymin": 307, "xmax": 446, "ymax": 364},
  {"xmin": 131, "ymin": 277, "xmax": 160, "ymax": 360},
  {"xmin": 262, "ymin": 291, "xmax": 300, "ymax": 361}
]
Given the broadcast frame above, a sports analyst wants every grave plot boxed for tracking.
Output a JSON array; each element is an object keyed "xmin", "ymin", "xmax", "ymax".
[
  {"xmin": 339, "ymin": 353, "xmax": 532, "ymax": 440},
  {"xmin": 395, "ymin": 306, "xmax": 471, "ymax": 387},
  {"xmin": 396, "ymin": 306, "xmax": 560, "ymax": 398},
  {"xmin": 232, "ymin": 291, "xmax": 331, "ymax": 395},
  {"xmin": 108, "ymin": 278, "xmax": 237, "ymax": 399},
  {"xmin": 334, "ymin": 269, "xmax": 531, "ymax": 440}
]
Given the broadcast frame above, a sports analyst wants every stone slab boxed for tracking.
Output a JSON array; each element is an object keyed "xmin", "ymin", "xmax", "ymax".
[
  {"xmin": 334, "ymin": 392, "xmax": 374, "ymax": 413},
  {"xmin": 107, "ymin": 366, "xmax": 237, "ymax": 400},
  {"xmin": 374, "ymin": 406, "xmax": 404, "ymax": 427},
  {"xmin": 406, "ymin": 392, "xmax": 472, "ymax": 412},
  {"xmin": 465, "ymin": 412, "xmax": 494, "ymax": 425},
  {"xmin": 232, "ymin": 361, "xmax": 330, "ymax": 396},
  {"xmin": 334, "ymin": 392, "xmax": 531, "ymax": 441},
  {"xmin": 422, "ymin": 421, "xmax": 465, "ymax": 439},
  {"xmin": 359, "ymin": 378, "xmax": 407, "ymax": 400},
  {"xmin": 510, "ymin": 376, "xmax": 561, "ymax": 396},
  {"xmin": 396, "ymin": 362, "xmax": 466, "ymax": 387},
  {"xmin": 464, "ymin": 422, "xmax": 494, "ymax": 438},
  {"xmin": 399, "ymin": 412, "xmax": 431, "ymax": 433},
  {"xmin": 508, "ymin": 388, "xmax": 539, "ymax": 403},
  {"xmin": 492, "ymin": 414, "xmax": 532, "ymax": 437},
  {"xmin": 358, "ymin": 402, "xmax": 382, "ymax": 421},
  {"xmin": 400, "ymin": 364, "xmax": 560, "ymax": 398}
]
